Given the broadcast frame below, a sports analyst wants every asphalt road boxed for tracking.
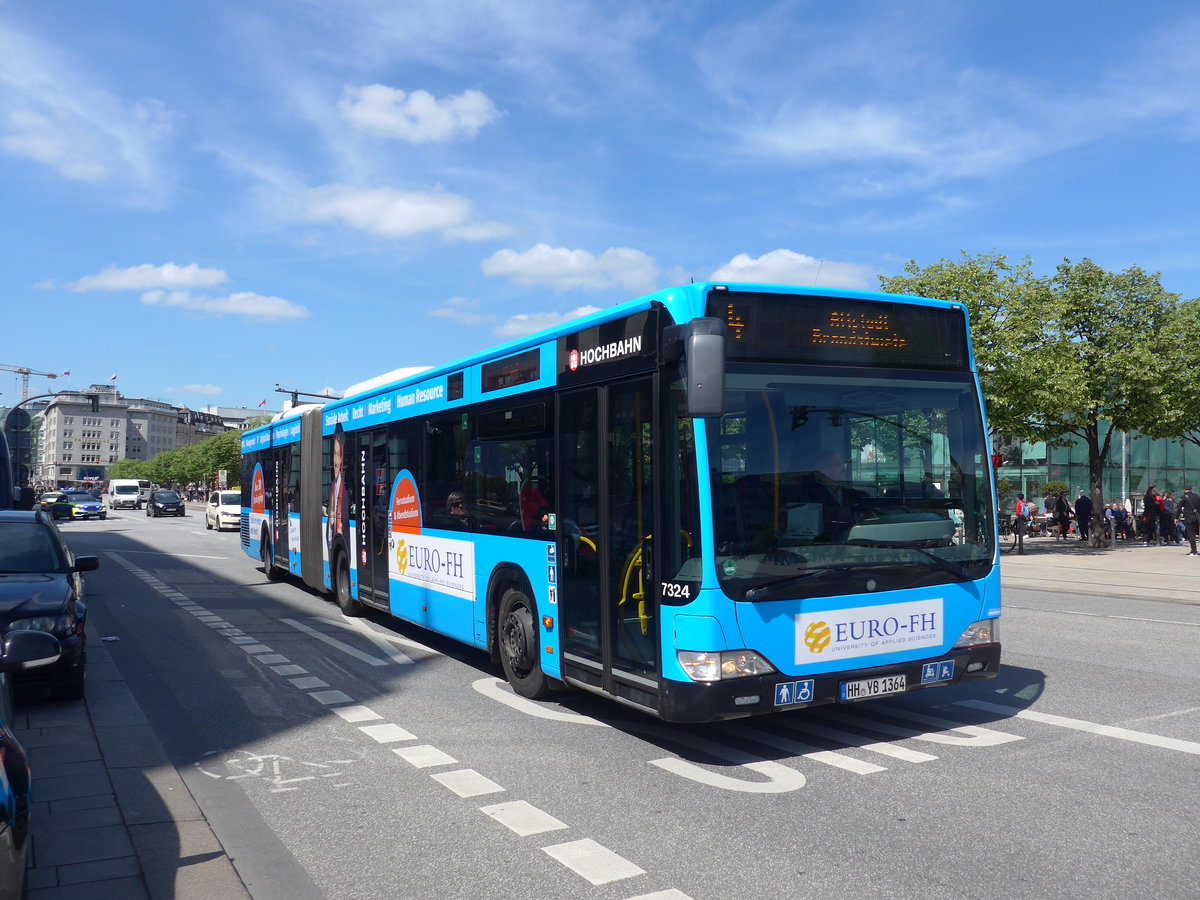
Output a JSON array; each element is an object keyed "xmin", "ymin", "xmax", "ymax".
[{"xmin": 54, "ymin": 509, "xmax": 1200, "ymax": 900}]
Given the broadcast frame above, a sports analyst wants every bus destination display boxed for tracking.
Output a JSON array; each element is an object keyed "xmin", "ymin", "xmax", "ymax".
[{"xmin": 710, "ymin": 290, "xmax": 969, "ymax": 370}]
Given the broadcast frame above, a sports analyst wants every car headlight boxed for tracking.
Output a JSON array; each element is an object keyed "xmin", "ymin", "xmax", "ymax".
[
  {"xmin": 8, "ymin": 614, "xmax": 75, "ymax": 638},
  {"xmin": 677, "ymin": 649, "xmax": 776, "ymax": 682},
  {"xmin": 953, "ymin": 618, "xmax": 998, "ymax": 648}
]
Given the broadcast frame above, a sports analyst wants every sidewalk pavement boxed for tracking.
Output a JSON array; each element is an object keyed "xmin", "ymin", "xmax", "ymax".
[
  {"xmin": 9, "ymin": 526, "xmax": 1196, "ymax": 900},
  {"xmin": 14, "ymin": 626, "xmax": 250, "ymax": 900},
  {"xmin": 999, "ymin": 532, "xmax": 1200, "ymax": 605}
]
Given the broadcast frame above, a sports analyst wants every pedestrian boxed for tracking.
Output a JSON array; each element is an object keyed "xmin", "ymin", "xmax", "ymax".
[
  {"xmin": 1075, "ymin": 490, "xmax": 1093, "ymax": 542},
  {"xmin": 1054, "ymin": 491, "xmax": 1072, "ymax": 541},
  {"xmin": 1161, "ymin": 490, "xmax": 1180, "ymax": 545},
  {"xmin": 1142, "ymin": 484, "xmax": 1159, "ymax": 545},
  {"xmin": 1178, "ymin": 486, "xmax": 1200, "ymax": 557}
]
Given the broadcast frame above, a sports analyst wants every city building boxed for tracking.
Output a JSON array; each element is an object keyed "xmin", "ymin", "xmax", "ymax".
[
  {"xmin": 995, "ymin": 426, "xmax": 1200, "ymax": 514},
  {"xmin": 29, "ymin": 387, "xmax": 269, "ymax": 487}
]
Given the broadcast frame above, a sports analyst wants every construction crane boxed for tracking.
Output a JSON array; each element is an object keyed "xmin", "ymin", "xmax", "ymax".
[{"xmin": 0, "ymin": 364, "xmax": 59, "ymax": 400}]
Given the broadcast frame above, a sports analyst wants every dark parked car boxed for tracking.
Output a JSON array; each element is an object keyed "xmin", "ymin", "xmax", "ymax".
[
  {"xmin": 0, "ymin": 509, "xmax": 91, "ymax": 701},
  {"xmin": 146, "ymin": 489, "xmax": 185, "ymax": 517},
  {"xmin": 0, "ymin": 626, "xmax": 62, "ymax": 900}
]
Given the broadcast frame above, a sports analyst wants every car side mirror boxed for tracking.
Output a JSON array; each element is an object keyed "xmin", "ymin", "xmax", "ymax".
[
  {"xmin": 73, "ymin": 556, "xmax": 100, "ymax": 572},
  {"xmin": 1, "ymin": 630, "xmax": 61, "ymax": 671}
]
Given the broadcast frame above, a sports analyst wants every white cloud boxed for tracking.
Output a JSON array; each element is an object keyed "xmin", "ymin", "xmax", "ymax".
[
  {"xmin": 302, "ymin": 184, "xmax": 503, "ymax": 241},
  {"xmin": 171, "ymin": 384, "xmax": 224, "ymax": 396},
  {"xmin": 482, "ymin": 244, "xmax": 660, "ymax": 294},
  {"xmin": 710, "ymin": 249, "xmax": 874, "ymax": 290},
  {"xmin": 429, "ymin": 297, "xmax": 497, "ymax": 327},
  {"xmin": 68, "ymin": 262, "xmax": 229, "ymax": 292},
  {"xmin": 140, "ymin": 290, "xmax": 309, "ymax": 320},
  {"xmin": 495, "ymin": 306, "xmax": 603, "ymax": 339},
  {"xmin": 0, "ymin": 23, "xmax": 174, "ymax": 198},
  {"xmin": 339, "ymin": 84, "xmax": 500, "ymax": 143}
]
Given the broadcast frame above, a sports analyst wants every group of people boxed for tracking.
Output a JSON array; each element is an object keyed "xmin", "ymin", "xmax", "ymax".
[{"xmin": 1012, "ymin": 485, "xmax": 1200, "ymax": 555}]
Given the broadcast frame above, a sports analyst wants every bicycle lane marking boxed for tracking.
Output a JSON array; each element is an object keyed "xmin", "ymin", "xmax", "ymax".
[
  {"xmin": 107, "ymin": 551, "xmax": 688, "ymax": 899},
  {"xmin": 956, "ymin": 699, "xmax": 1200, "ymax": 755}
]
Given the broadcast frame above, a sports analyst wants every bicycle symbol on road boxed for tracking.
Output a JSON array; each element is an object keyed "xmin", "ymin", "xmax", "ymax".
[{"xmin": 196, "ymin": 751, "xmax": 357, "ymax": 792}]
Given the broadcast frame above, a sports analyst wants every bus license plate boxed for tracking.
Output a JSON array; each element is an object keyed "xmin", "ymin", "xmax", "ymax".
[{"xmin": 839, "ymin": 674, "xmax": 906, "ymax": 702}]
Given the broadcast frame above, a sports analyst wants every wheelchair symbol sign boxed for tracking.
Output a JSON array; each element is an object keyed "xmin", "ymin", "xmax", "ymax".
[{"xmin": 774, "ymin": 679, "xmax": 815, "ymax": 706}]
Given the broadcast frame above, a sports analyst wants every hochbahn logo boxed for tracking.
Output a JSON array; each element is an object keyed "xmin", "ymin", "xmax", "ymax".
[{"xmin": 568, "ymin": 335, "xmax": 643, "ymax": 372}]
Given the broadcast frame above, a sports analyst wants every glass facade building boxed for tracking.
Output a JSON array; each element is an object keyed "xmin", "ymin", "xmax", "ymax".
[{"xmin": 995, "ymin": 425, "xmax": 1200, "ymax": 516}]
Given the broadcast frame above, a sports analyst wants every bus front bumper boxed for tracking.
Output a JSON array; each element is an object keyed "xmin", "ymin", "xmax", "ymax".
[{"xmin": 658, "ymin": 642, "xmax": 1001, "ymax": 724}]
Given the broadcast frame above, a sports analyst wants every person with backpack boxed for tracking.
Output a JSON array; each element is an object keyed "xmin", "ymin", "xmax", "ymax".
[{"xmin": 1013, "ymin": 493, "xmax": 1031, "ymax": 536}]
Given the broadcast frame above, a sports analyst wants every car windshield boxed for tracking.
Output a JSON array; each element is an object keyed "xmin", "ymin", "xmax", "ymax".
[
  {"xmin": 0, "ymin": 522, "xmax": 64, "ymax": 573},
  {"xmin": 154, "ymin": 491, "xmax": 180, "ymax": 501},
  {"xmin": 708, "ymin": 365, "xmax": 994, "ymax": 600},
  {"xmin": 219, "ymin": 492, "xmax": 240, "ymax": 505},
  {"xmin": 114, "ymin": 486, "xmax": 139, "ymax": 494},
  {"xmin": 68, "ymin": 495, "xmax": 96, "ymax": 504}
]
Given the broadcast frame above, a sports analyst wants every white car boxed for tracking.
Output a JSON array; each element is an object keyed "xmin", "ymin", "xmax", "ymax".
[{"xmin": 205, "ymin": 490, "xmax": 242, "ymax": 532}]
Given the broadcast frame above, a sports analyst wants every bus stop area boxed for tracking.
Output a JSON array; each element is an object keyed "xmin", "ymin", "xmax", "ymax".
[{"xmin": 1001, "ymin": 534, "xmax": 1200, "ymax": 605}]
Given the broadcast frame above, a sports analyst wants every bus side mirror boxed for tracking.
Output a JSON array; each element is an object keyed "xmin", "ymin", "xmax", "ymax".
[{"xmin": 664, "ymin": 318, "xmax": 726, "ymax": 418}]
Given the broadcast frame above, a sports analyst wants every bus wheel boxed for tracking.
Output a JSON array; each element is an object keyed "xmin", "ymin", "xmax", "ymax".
[
  {"xmin": 498, "ymin": 588, "xmax": 550, "ymax": 699},
  {"xmin": 335, "ymin": 554, "xmax": 363, "ymax": 616},
  {"xmin": 262, "ymin": 531, "xmax": 283, "ymax": 582}
]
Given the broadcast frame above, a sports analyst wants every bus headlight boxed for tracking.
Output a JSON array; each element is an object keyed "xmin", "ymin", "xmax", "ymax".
[
  {"xmin": 677, "ymin": 650, "xmax": 776, "ymax": 683},
  {"xmin": 953, "ymin": 619, "xmax": 998, "ymax": 648}
]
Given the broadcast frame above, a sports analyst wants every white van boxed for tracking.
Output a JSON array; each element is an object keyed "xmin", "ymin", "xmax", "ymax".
[{"xmin": 109, "ymin": 478, "xmax": 151, "ymax": 509}]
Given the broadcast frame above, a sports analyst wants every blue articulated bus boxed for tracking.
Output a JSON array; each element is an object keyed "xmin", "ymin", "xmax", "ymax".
[{"xmin": 241, "ymin": 282, "xmax": 1001, "ymax": 723}]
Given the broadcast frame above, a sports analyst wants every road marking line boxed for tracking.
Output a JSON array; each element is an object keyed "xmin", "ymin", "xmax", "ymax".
[
  {"xmin": 471, "ymin": 678, "xmax": 610, "ymax": 725},
  {"xmin": 330, "ymin": 704, "xmax": 383, "ymax": 723},
  {"xmin": 253, "ymin": 654, "xmax": 290, "ymax": 665},
  {"xmin": 622, "ymin": 891, "xmax": 695, "ymax": 900},
  {"xmin": 729, "ymin": 725, "xmax": 887, "ymax": 775},
  {"xmin": 957, "ymin": 700, "xmax": 1200, "ymax": 755},
  {"xmin": 542, "ymin": 838, "xmax": 645, "ymax": 886},
  {"xmin": 787, "ymin": 719, "xmax": 937, "ymax": 763},
  {"xmin": 393, "ymin": 745, "xmax": 457, "ymax": 768},
  {"xmin": 282, "ymin": 617, "xmax": 388, "ymax": 666},
  {"xmin": 430, "ymin": 768, "xmax": 505, "ymax": 798},
  {"xmin": 479, "ymin": 800, "xmax": 569, "ymax": 836},
  {"xmin": 358, "ymin": 723, "xmax": 416, "ymax": 743},
  {"xmin": 308, "ymin": 690, "xmax": 354, "ymax": 705},
  {"xmin": 239, "ymin": 644, "xmax": 273, "ymax": 654},
  {"xmin": 323, "ymin": 615, "xmax": 421, "ymax": 663},
  {"xmin": 271, "ymin": 664, "xmax": 307, "ymax": 676},
  {"xmin": 826, "ymin": 709, "xmax": 1023, "ymax": 747},
  {"xmin": 103, "ymin": 549, "xmax": 230, "ymax": 559},
  {"xmin": 288, "ymin": 676, "xmax": 329, "ymax": 690}
]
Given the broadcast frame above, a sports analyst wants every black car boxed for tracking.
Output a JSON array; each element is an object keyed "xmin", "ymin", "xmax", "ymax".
[
  {"xmin": 0, "ymin": 509, "xmax": 91, "ymax": 701},
  {"xmin": 146, "ymin": 489, "xmax": 185, "ymax": 517}
]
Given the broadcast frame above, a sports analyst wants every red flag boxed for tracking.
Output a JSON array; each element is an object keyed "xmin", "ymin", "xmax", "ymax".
[
  {"xmin": 61, "ymin": 370, "xmax": 71, "ymax": 376},
  {"xmin": 109, "ymin": 373, "xmax": 117, "ymax": 381},
  {"xmin": 257, "ymin": 399, "xmax": 267, "ymax": 408}
]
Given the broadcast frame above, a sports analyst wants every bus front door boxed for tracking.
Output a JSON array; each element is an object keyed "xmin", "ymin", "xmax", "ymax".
[
  {"xmin": 558, "ymin": 378, "xmax": 660, "ymax": 709},
  {"xmin": 358, "ymin": 428, "xmax": 391, "ymax": 609}
]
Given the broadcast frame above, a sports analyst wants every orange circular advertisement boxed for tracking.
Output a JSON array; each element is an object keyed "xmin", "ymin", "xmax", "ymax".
[{"xmin": 390, "ymin": 470, "xmax": 421, "ymax": 535}]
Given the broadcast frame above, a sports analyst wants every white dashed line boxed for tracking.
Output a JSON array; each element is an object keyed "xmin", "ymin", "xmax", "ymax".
[
  {"xmin": 479, "ymin": 801, "xmax": 569, "ymax": 837},
  {"xmin": 430, "ymin": 769, "xmax": 505, "ymax": 798},
  {"xmin": 330, "ymin": 705, "xmax": 383, "ymax": 723},
  {"xmin": 309, "ymin": 690, "xmax": 354, "ymax": 705},
  {"xmin": 393, "ymin": 745, "xmax": 457, "ymax": 768},
  {"xmin": 358, "ymin": 723, "xmax": 416, "ymax": 743},
  {"xmin": 542, "ymin": 838, "xmax": 645, "ymax": 886}
]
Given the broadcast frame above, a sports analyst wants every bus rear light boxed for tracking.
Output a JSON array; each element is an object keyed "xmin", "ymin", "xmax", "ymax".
[{"xmin": 677, "ymin": 650, "xmax": 776, "ymax": 683}]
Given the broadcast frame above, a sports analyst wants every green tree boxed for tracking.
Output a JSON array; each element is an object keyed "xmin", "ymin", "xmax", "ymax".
[{"xmin": 882, "ymin": 254, "xmax": 1180, "ymax": 546}]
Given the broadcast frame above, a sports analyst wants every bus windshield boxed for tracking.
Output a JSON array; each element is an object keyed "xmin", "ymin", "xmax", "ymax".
[{"xmin": 708, "ymin": 364, "xmax": 994, "ymax": 601}]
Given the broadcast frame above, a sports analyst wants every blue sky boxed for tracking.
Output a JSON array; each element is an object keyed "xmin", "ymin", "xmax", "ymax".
[{"xmin": 3, "ymin": 0, "xmax": 1199, "ymax": 410}]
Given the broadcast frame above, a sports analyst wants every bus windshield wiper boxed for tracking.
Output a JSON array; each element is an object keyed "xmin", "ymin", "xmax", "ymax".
[
  {"xmin": 744, "ymin": 567, "xmax": 850, "ymax": 602},
  {"xmin": 845, "ymin": 539, "xmax": 971, "ymax": 580}
]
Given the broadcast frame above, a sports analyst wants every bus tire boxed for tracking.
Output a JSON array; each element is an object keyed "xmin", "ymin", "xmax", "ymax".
[
  {"xmin": 498, "ymin": 588, "xmax": 551, "ymax": 699},
  {"xmin": 335, "ymin": 553, "xmax": 363, "ymax": 616},
  {"xmin": 262, "ymin": 530, "xmax": 284, "ymax": 581}
]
